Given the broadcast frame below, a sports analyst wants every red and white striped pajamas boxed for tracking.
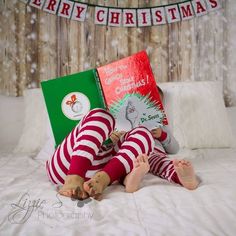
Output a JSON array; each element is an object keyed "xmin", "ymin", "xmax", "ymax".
[
  {"xmin": 46, "ymin": 108, "xmax": 154, "ymax": 185},
  {"xmin": 148, "ymin": 126, "xmax": 182, "ymax": 185}
]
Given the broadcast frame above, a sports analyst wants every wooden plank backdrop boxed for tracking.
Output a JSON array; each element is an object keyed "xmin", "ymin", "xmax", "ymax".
[{"xmin": 0, "ymin": 0, "xmax": 228, "ymax": 101}]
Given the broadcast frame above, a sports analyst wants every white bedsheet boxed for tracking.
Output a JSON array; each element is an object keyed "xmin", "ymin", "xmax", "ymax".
[{"xmin": 0, "ymin": 147, "xmax": 236, "ymax": 236}]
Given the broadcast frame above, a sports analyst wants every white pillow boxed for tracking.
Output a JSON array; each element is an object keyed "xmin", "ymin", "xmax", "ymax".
[
  {"xmin": 14, "ymin": 89, "xmax": 51, "ymax": 156},
  {"xmin": 0, "ymin": 95, "xmax": 24, "ymax": 152},
  {"xmin": 227, "ymin": 107, "xmax": 236, "ymax": 143},
  {"xmin": 159, "ymin": 81, "xmax": 234, "ymax": 149},
  {"xmin": 35, "ymin": 136, "xmax": 55, "ymax": 162}
]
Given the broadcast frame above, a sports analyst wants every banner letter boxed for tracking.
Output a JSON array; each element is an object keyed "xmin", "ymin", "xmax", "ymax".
[
  {"xmin": 71, "ymin": 3, "xmax": 88, "ymax": 22},
  {"xmin": 58, "ymin": 0, "xmax": 74, "ymax": 19},
  {"xmin": 95, "ymin": 7, "xmax": 108, "ymax": 25},
  {"xmin": 123, "ymin": 9, "xmax": 137, "ymax": 27},
  {"xmin": 151, "ymin": 7, "xmax": 166, "ymax": 25}
]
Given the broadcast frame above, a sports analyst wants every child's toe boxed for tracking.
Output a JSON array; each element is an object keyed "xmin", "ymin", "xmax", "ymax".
[
  {"xmin": 172, "ymin": 159, "xmax": 179, "ymax": 167},
  {"xmin": 144, "ymin": 155, "xmax": 149, "ymax": 162}
]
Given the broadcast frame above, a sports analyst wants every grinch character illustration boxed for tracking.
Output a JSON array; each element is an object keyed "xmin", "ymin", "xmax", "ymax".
[
  {"xmin": 66, "ymin": 94, "xmax": 83, "ymax": 116},
  {"xmin": 125, "ymin": 100, "xmax": 139, "ymax": 129}
]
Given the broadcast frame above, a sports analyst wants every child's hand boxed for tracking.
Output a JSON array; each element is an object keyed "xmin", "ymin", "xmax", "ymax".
[
  {"xmin": 110, "ymin": 131, "xmax": 126, "ymax": 144},
  {"xmin": 151, "ymin": 128, "xmax": 162, "ymax": 139}
]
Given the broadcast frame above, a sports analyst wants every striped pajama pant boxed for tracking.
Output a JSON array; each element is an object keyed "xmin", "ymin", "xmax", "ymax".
[
  {"xmin": 149, "ymin": 148, "xmax": 181, "ymax": 185},
  {"xmin": 46, "ymin": 108, "xmax": 181, "ymax": 186},
  {"xmin": 46, "ymin": 108, "xmax": 154, "ymax": 185}
]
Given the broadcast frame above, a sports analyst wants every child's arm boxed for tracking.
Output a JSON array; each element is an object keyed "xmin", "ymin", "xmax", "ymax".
[
  {"xmin": 151, "ymin": 126, "xmax": 180, "ymax": 154},
  {"xmin": 101, "ymin": 131, "xmax": 126, "ymax": 150}
]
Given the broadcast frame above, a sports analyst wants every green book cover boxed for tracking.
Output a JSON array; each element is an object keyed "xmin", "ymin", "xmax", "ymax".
[{"xmin": 41, "ymin": 69, "xmax": 106, "ymax": 147}]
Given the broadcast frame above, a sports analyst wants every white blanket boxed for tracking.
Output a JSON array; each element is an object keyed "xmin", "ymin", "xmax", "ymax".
[{"xmin": 0, "ymin": 147, "xmax": 236, "ymax": 236}]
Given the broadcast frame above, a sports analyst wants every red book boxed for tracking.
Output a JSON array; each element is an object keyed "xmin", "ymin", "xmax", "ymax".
[{"xmin": 97, "ymin": 51, "xmax": 168, "ymax": 131}]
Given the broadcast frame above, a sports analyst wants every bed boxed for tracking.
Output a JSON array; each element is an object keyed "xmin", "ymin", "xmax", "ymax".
[{"xmin": 0, "ymin": 81, "xmax": 236, "ymax": 236}]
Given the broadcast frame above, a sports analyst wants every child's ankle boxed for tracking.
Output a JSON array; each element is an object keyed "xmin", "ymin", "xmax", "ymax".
[
  {"xmin": 94, "ymin": 171, "xmax": 111, "ymax": 188},
  {"xmin": 65, "ymin": 174, "xmax": 85, "ymax": 184}
]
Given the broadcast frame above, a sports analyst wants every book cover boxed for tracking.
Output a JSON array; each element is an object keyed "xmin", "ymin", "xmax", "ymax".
[
  {"xmin": 97, "ymin": 51, "xmax": 168, "ymax": 131},
  {"xmin": 41, "ymin": 69, "xmax": 106, "ymax": 147}
]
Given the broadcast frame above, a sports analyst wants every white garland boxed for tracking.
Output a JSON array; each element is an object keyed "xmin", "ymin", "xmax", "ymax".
[{"xmin": 20, "ymin": 0, "xmax": 222, "ymax": 27}]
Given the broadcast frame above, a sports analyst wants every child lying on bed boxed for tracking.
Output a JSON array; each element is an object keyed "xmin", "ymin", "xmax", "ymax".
[
  {"xmin": 46, "ymin": 88, "xmax": 199, "ymax": 200},
  {"xmin": 46, "ymin": 108, "xmax": 155, "ymax": 200},
  {"xmin": 123, "ymin": 87, "xmax": 199, "ymax": 193}
]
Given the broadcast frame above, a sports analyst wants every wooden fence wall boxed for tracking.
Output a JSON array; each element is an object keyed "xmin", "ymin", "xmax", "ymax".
[{"xmin": 0, "ymin": 0, "xmax": 229, "ymax": 102}]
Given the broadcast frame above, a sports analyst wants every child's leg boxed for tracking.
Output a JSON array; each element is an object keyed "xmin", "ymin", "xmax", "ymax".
[
  {"xmin": 172, "ymin": 159, "xmax": 199, "ymax": 190},
  {"xmin": 149, "ymin": 148, "xmax": 199, "ymax": 190},
  {"xmin": 83, "ymin": 126, "xmax": 155, "ymax": 197},
  {"xmin": 123, "ymin": 154, "xmax": 150, "ymax": 193},
  {"xmin": 46, "ymin": 108, "xmax": 115, "ymax": 198},
  {"xmin": 149, "ymin": 149, "xmax": 181, "ymax": 184}
]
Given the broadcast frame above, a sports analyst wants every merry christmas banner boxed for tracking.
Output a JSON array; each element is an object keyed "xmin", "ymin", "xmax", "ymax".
[{"xmin": 20, "ymin": 0, "xmax": 222, "ymax": 27}]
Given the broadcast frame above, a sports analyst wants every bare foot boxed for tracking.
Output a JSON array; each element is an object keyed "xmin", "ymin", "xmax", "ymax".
[
  {"xmin": 83, "ymin": 171, "xmax": 110, "ymax": 199},
  {"xmin": 58, "ymin": 175, "xmax": 89, "ymax": 199},
  {"xmin": 173, "ymin": 159, "xmax": 199, "ymax": 190},
  {"xmin": 124, "ymin": 154, "xmax": 150, "ymax": 193}
]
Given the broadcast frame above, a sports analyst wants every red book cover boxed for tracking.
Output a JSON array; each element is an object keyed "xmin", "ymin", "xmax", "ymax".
[{"xmin": 97, "ymin": 51, "xmax": 168, "ymax": 131}]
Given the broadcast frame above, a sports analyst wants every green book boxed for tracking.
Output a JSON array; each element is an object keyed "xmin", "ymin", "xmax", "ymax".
[{"xmin": 41, "ymin": 69, "xmax": 106, "ymax": 147}]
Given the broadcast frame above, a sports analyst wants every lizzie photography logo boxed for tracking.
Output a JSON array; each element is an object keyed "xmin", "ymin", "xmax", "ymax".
[{"xmin": 8, "ymin": 192, "xmax": 93, "ymax": 225}]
